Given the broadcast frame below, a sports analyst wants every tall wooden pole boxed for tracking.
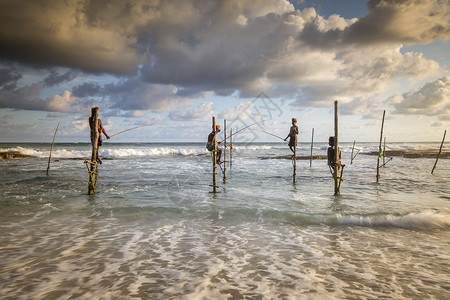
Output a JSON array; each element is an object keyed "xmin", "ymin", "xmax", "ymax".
[
  {"xmin": 383, "ymin": 137, "xmax": 386, "ymax": 166},
  {"xmin": 89, "ymin": 109, "xmax": 99, "ymax": 195},
  {"xmin": 376, "ymin": 110, "xmax": 386, "ymax": 183},
  {"xmin": 223, "ymin": 120, "xmax": 227, "ymax": 183},
  {"xmin": 431, "ymin": 130, "xmax": 446, "ymax": 174},
  {"xmin": 334, "ymin": 101, "xmax": 340, "ymax": 195},
  {"xmin": 46, "ymin": 123, "xmax": 59, "ymax": 175},
  {"xmin": 230, "ymin": 128, "xmax": 233, "ymax": 169},
  {"xmin": 310, "ymin": 128, "xmax": 314, "ymax": 168},
  {"xmin": 293, "ymin": 142, "xmax": 297, "ymax": 184},
  {"xmin": 351, "ymin": 140, "xmax": 356, "ymax": 165},
  {"xmin": 211, "ymin": 117, "xmax": 218, "ymax": 193}
]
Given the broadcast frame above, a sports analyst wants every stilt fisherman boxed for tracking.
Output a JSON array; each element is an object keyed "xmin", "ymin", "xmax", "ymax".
[
  {"xmin": 89, "ymin": 107, "xmax": 110, "ymax": 164},
  {"xmin": 327, "ymin": 136, "xmax": 342, "ymax": 167},
  {"xmin": 284, "ymin": 118, "xmax": 299, "ymax": 154},
  {"xmin": 206, "ymin": 125, "xmax": 222, "ymax": 164}
]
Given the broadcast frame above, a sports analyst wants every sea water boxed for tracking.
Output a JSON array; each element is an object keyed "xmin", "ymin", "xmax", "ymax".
[{"xmin": 0, "ymin": 142, "xmax": 449, "ymax": 299}]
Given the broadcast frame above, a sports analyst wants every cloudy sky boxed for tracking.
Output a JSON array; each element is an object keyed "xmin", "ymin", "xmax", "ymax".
[{"xmin": 0, "ymin": 0, "xmax": 449, "ymax": 143}]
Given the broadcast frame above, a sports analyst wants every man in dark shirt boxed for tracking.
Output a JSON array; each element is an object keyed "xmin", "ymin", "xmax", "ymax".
[
  {"xmin": 206, "ymin": 125, "xmax": 222, "ymax": 163},
  {"xmin": 327, "ymin": 136, "xmax": 341, "ymax": 166}
]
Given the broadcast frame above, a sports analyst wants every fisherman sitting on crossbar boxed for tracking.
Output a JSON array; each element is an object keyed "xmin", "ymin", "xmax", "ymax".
[{"xmin": 206, "ymin": 125, "xmax": 222, "ymax": 164}]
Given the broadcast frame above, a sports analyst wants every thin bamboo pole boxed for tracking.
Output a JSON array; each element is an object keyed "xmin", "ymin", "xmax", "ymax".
[
  {"xmin": 223, "ymin": 120, "xmax": 227, "ymax": 183},
  {"xmin": 293, "ymin": 142, "xmax": 297, "ymax": 184},
  {"xmin": 89, "ymin": 109, "xmax": 99, "ymax": 195},
  {"xmin": 230, "ymin": 128, "xmax": 233, "ymax": 169},
  {"xmin": 334, "ymin": 101, "xmax": 340, "ymax": 195},
  {"xmin": 46, "ymin": 123, "xmax": 59, "ymax": 176},
  {"xmin": 383, "ymin": 137, "xmax": 386, "ymax": 166},
  {"xmin": 431, "ymin": 130, "xmax": 446, "ymax": 174},
  {"xmin": 376, "ymin": 110, "xmax": 386, "ymax": 183},
  {"xmin": 310, "ymin": 128, "xmax": 314, "ymax": 168},
  {"xmin": 351, "ymin": 140, "xmax": 356, "ymax": 165},
  {"xmin": 211, "ymin": 117, "xmax": 218, "ymax": 193}
]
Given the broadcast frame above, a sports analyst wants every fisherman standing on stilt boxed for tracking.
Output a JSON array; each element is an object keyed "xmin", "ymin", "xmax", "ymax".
[
  {"xmin": 284, "ymin": 118, "xmax": 299, "ymax": 154},
  {"xmin": 207, "ymin": 125, "xmax": 222, "ymax": 164},
  {"xmin": 89, "ymin": 107, "xmax": 110, "ymax": 164}
]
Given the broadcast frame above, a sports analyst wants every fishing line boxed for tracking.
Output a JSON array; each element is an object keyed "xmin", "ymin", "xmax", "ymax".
[
  {"xmin": 219, "ymin": 119, "xmax": 267, "ymax": 143},
  {"xmin": 106, "ymin": 123, "xmax": 160, "ymax": 140},
  {"xmin": 251, "ymin": 129, "xmax": 285, "ymax": 141}
]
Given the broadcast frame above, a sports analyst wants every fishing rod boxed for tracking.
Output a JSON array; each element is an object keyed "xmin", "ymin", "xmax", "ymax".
[
  {"xmin": 219, "ymin": 119, "xmax": 267, "ymax": 143},
  {"xmin": 107, "ymin": 123, "xmax": 159, "ymax": 139},
  {"xmin": 252, "ymin": 129, "xmax": 285, "ymax": 141}
]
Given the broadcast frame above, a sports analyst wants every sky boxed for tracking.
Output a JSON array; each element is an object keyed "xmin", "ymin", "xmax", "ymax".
[{"xmin": 0, "ymin": 0, "xmax": 449, "ymax": 143}]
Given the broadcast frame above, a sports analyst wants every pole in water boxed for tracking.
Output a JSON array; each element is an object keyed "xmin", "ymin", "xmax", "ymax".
[
  {"xmin": 211, "ymin": 117, "xmax": 218, "ymax": 193},
  {"xmin": 88, "ymin": 108, "xmax": 99, "ymax": 195},
  {"xmin": 334, "ymin": 101, "xmax": 340, "ymax": 195},
  {"xmin": 431, "ymin": 130, "xmax": 446, "ymax": 174},
  {"xmin": 377, "ymin": 110, "xmax": 386, "ymax": 183},
  {"xmin": 223, "ymin": 119, "xmax": 227, "ymax": 183},
  {"xmin": 310, "ymin": 128, "xmax": 314, "ymax": 168},
  {"xmin": 46, "ymin": 123, "xmax": 59, "ymax": 176},
  {"xmin": 293, "ymin": 143, "xmax": 297, "ymax": 184},
  {"xmin": 351, "ymin": 141, "xmax": 355, "ymax": 165},
  {"xmin": 383, "ymin": 137, "xmax": 386, "ymax": 166},
  {"xmin": 230, "ymin": 128, "xmax": 233, "ymax": 169}
]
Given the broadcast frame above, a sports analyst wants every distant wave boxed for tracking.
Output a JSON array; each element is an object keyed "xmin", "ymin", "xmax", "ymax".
[
  {"xmin": 222, "ymin": 208, "xmax": 450, "ymax": 230},
  {"xmin": 0, "ymin": 146, "xmax": 210, "ymax": 159},
  {"xmin": 101, "ymin": 147, "xmax": 209, "ymax": 158},
  {"xmin": 334, "ymin": 210, "xmax": 450, "ymax": 230}
]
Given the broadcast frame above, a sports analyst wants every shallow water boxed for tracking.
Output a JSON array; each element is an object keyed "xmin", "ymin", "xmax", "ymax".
[{"xmin": 0, "ymin": 142, "xmax": 449, "ymax": 299}]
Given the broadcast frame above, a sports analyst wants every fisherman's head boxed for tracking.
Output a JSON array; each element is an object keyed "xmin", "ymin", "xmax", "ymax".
[
  {"xmin": 292, "ymin": 118, "xmax": 297, "ymax": 125},
  {"xmin": 216, "ymin": 125, "xmax": 221, "ymax": 132},
  {"xmin": 329, "ymin": 136, "xmax": 335, "ymax": 146}
]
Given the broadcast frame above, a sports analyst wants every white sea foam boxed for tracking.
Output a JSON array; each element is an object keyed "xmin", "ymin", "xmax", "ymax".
[
  {"xmin": 336, "ymin": 211, "xmax": 450, "ymax": 229},
  {"xmin": 101, "ymin": 147, "xmax": 209, "ymax": 158}
]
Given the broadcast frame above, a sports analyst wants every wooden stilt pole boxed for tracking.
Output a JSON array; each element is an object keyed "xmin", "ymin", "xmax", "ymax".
[
  {"xmin": 383, "ymin": 137, "xmax": 386, "ymax": 166},
  {"xmin": 376, "ymin": 110, "xmax": 386, "ymax": 183},
  {"xmin": 293, "ymin": 142, "xmax": 297, "ymax": 184},
  {"xmin": 334, "ymin": 101, "xmax": 340, "ymax": 195},
  {"xmin": 230, "ymin": 128, "xmax": 233, "ymax": 169},
  {"xmin": 223, "ymin": 120, "xmax": 227, "ymax": 183},
  {"xmin": 46, "ymin": 123, "xmax": 59, "ymax": 176},
  {"xmin": 351, "ymin": 140, "xmax": 355, "ymax": 165},
  {"xmin": 431, "ymin": 130, "xmax": 446, "ymax": 174},
  {"xmin": 88, "ymin": 108, "xmax": 99, "ymax": 195},
  {"xmin": 310, "ymin": 128, "xmax": 314, "ymax": 168},
  {"xmin": 211, "ymin": 117, "xmax": 218, "ymax": 193}
]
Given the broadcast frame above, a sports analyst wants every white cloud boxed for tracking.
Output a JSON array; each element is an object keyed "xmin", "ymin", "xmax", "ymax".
[
  {"xmin": 218, "ymin": 102, "xmax": 254, "ymax": 120},
  {"xmin": 169, "ymin": 102, "xmax": 215, "ymax": 121},
  {"xmin": 392, "ymin": 76, "xmax": 450, "ymax": 120},
  {"xmin": 45, "ymin": 90, "xmax": 78, "ymax": 112}
]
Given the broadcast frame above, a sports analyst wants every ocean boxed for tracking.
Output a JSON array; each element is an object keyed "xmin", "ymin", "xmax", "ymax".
[{"xmin": 0, "ymin": 142, "xmax": 449, "ymax": 299}]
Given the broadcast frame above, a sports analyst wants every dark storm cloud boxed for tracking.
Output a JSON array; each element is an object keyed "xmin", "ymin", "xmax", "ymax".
[
  {"xmin": 0, "ymin": 0, "xmax": 143, "ymax": 74},
  {"xmin": 102, "ymin": 78, "xmax": 194, "ymax": 112},
  {"xmin": 43, "ymin": 70, "xmax": 79, "ymax": 86},
  {"xmin": 72, "ymin": 82, "xmax": 102, "ymax": 98},
  {"xmin": 0, "ymin": 68, "xmax": 22, "ymax": 91}
]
